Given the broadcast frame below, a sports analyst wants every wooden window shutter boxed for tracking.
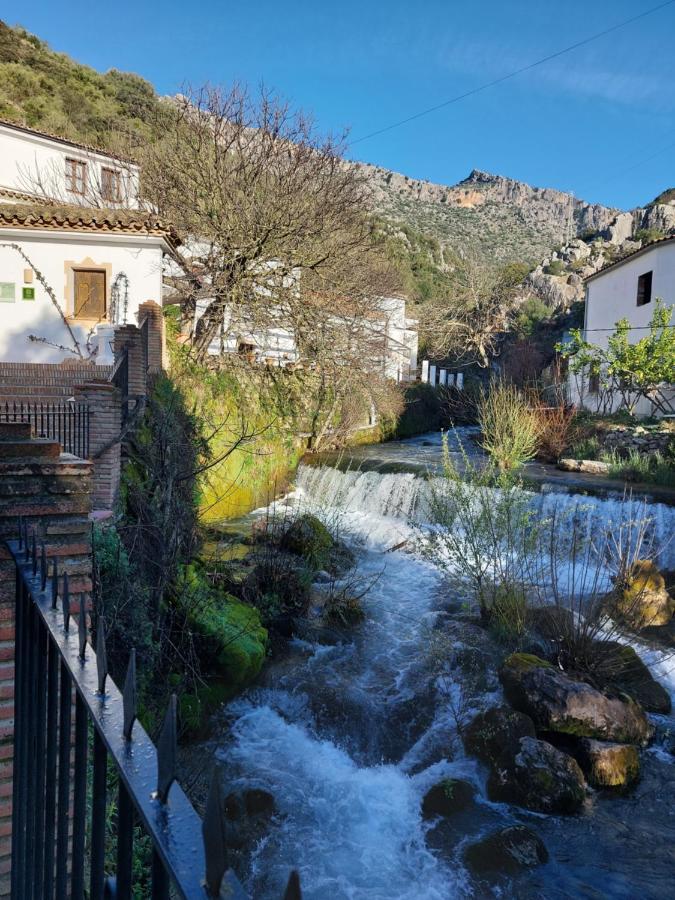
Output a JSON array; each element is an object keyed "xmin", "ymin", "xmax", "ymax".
[{"xmin": 73, "ymin": 270, "xmax": 106, "ymax": 319}]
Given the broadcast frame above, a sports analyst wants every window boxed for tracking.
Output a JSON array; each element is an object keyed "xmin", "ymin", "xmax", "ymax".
[
  {"xmin": 101, "ymin": 167, "xmax": 122, "ymax": 203},
  {"xmin": 636, "ymin": 271, "xmax": 652, "ymax": 307},
  {"xmin": 73, "ymin": 269, "xmax": 106, "ymax": 319},
  {"xmin": 65, "ymin": 158, "xmax": 87, "ymax": 195}
]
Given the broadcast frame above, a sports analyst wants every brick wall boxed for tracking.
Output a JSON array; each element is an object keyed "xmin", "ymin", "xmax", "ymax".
[
  {"xmin": 138, "ymin": 300, "xmax": 167, "ymax": 374},
  {"xmin": 0, "ymin": 422, "xmax": 92, "ymax": 895},
  {"xmin": 0, "ymin": 361, "xmax": 113, "ymax": 404},
  {"xmin": 114, "ymin": 325, "xmax": 146, "ymax": 406},
  {"xmin": 74, "ymin": 382, "xmax": 121, "ymax": 511}
]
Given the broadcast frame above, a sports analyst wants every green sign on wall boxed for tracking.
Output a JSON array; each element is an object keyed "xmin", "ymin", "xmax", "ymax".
[
  {"xmin": 22, "ymin": 287, "xmax": 36, "ymax": 301},
  {"xmin": 0, "ymin": 282, "xmax": 15, "ymax": 302}
]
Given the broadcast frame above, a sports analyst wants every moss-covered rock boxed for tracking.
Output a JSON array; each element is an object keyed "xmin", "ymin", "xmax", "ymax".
[
  {"xmin": 576, "ymin": 739, "xmax": 640, "ymax": 790},
  {"xmin": 500, "ymin": 653, "xmax": 654, "ymax": 745},
  {"xmin": 280, "ymin": 514, "xmax": 333, "ymax": 564},
  {"xmin": 592, "ymin": 641, "xmax": 671, "ymax": 714},
  {"xmin": 421, "ymin": 779, "xmax": 475, "ymax": 819},
  {"xmin": 463, "ymin": 705, "xmax": 536, "ymax": 767},
  {"xmin": 488, "ymin": 736, "xmax": 586, "ymax": 814},
  {"xmin": 189, "ymin": 594, "xmax": 267, "ymax": 689},
  {"xmin": 464, "ymin": 826, "xmax": 548, "ymax": 875},
  {"xmin": 612, "ymin": 560, "xmax": 674, "ymax": 629}
]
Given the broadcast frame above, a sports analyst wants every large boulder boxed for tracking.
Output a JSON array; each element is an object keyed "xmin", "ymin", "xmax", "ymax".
[
  {"xmin": 500, "ymin": 653, "xmax": 654, "ymax": 745},
  {"xmin": 224, "ymin": 788, "xmax": 276, "ymax": 850},
  {"xmin": 576, "ymin": 739, "xmax": 640, "ymax": 790},
  {"xmin": 611, "ymin": 561, "xmax": 674, "ymax": 629},
  {"xmin": 421, "ymin": 779, "xmax": 475, "ymax": 819},
  {"xmin": 487, "ymin": 736, "xmax": 586, "ymax": 814},
  {"xmin": 592, "ymin": 641, "xmax": 671, "ymax": 714},
  {"xmin": 280, "ymin": 514, "xmax": 333, "ymax": 564},
  {"xmin": 464, "ymin": 826, "xmax": 548, "ymax": 875},
  {"xmin": 463, "ymin": 705, "xmax": 536, "ymax": 767}
]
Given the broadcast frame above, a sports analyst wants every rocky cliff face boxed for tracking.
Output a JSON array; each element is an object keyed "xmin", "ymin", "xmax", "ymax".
[
  {"xmin": 524, "ymin": 193, "xmax": 675, "ymax": 311},
  {"xmin": 359, "ymin": 164, "xmax": 619, "ymax": 265}
]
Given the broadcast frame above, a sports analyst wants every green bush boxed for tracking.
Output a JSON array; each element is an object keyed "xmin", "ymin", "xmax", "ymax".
[
  {"xmin": 478, "ymin": 383, "xmax": 541, "ymax": 471},
  {"xmin": 603, "ymin": 449, "xmax": 675, "ymax": 487},
  {"xmin": 514, "ymin": 297, "xmax": 551, "ymax": 337},
  {"xmin": 543, "ymin": 260, "xmax": 565, "ymax": 276},
  {"xmin": 568, "ymin": 436, "xmax": 601, "ymax": 461}
]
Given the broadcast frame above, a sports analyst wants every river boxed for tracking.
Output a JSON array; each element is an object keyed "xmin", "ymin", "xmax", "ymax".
[{"xmin": 210, "ymin": 431, "xmax": 675, "ymax": 899}]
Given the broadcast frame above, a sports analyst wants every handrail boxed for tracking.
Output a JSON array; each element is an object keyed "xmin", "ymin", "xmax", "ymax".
[{"xmin": 7, "ymin": 525, "xmax": 303, "ymax": 898}]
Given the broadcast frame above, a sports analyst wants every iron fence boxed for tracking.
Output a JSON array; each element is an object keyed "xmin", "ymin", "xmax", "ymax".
[
  {"xmin": 0, "ymin": 400, "xmax": 90, "ymax": 458},
  {"xmin": 7, "ymin": 526, "xmax": 301, "ymax": 899},
  {"xmin": 111, "ymin": 348, "xmax": 129, "ymax": 424}
]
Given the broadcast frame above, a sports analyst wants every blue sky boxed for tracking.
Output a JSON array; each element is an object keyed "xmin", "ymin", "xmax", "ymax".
[{"xmin": 6, "ymin": 0, "xmax": 675, "ymax": 209}]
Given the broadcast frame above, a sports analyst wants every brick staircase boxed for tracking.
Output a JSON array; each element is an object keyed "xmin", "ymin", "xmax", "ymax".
[{"xmin": 0, "ymin": 361, "xmax": 113, "ymax": 403}]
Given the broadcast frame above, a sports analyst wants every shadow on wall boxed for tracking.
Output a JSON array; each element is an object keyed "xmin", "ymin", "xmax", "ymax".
[{"xmin": 0, "ymin": 305, "xmax": 94, "ymax": 364}]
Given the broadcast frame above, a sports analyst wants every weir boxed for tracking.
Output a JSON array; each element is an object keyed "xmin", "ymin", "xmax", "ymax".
[{"xmin": 214, "ymin": 455, "xmax": 675, "ymax": 899}]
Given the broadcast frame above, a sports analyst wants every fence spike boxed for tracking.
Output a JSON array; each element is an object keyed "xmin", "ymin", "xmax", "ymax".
[
  {"xmin": 31, "ymin": 530, "xmax": 37, "ymax": 576},
  {"xmin": 156, "ymin": 694, "xmax": 177, "ymax": 804},
  {"xmin": 96, "ymin": 621, "xmax": 108, "ymax": 694},
  {"xmin": 62, "ymin": 571, "xmax": 70, "ymax": 631},
  {"xmin": 202, "ymin": 770, "xmax": 227, "ymax": 897},
  {"xmin": 78, "ymin": 600, "xmax": 87, "ymax": 660},
  {"xmin": 122, "ymin": 649, "xmax": 137, "ymax": 740},
  {"xmin": 51, "ymin": 558, "xmax": 59, "ymax": 609},
  {"xmin": 283, "ymin": 870, "xmax": 302, "ymax": 900},
  {"xmin": 40, "ymin": 543, "xmax": 47, "ymax": 591}
]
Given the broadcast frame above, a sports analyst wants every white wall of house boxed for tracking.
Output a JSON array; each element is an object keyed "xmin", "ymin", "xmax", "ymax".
[
  {"xmin": 0, "ymin": 230, "xmax": 165, "ymax": 363},
  {"xmin": 0, "ymin": 122, "xmax": 140, "ymax": 208},
  {"xmin": 572, "ymin": 239, "xmax": 675, "ymax": 416}
]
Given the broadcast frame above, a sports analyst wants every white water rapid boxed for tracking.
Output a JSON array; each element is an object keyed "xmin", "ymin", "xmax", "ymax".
[{"xmin": 215, "ymin": 459, "xmax": 675, "ymax": 899}]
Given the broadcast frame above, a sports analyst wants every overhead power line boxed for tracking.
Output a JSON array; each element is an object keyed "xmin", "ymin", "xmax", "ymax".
[{"xmin": 350, "ymin": 0, "xmax": 675, "ymax": 146}]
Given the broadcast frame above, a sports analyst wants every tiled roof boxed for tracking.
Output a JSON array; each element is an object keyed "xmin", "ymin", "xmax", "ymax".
[
  {"xmin": 0, "ymin": 202, "xmax": 180, "ymax": 248},
  {"xmin": 585, "ymin": 234, "xmax": 675, "ymax": 283},
  {"xmin": 0, "ymin": 118, "xmax": 137, "ymax": 164}
]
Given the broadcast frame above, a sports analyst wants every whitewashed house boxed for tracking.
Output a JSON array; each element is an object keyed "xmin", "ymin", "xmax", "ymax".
[
  {"xmin": 571, "ymin": 235, "xmax": 675, "ymax": 416},
  {"xmin": 0, "ymin": 120, "xmax": 175, "ymax": 364}
]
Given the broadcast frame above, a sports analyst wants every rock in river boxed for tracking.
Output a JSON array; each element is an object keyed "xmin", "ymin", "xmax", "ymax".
[
  {"xmin": 464, "ymin": 825, "xmax": 549, "ymax": 875},
  {"xmin": 500, "ymin": 653, "xmax": 654, "ymax": 745},
  {"xmin": 463, "ymin": 705, "xmax": 536, "ymax": 767},
  {"xmin": 576, "ymin": 739, "xmax": 640, "ymax": 790},
  {"xmin": 592, "ymin": 641, "xmax": 671, "ymax": 714},
  {"xmin": 611, "ymin": 560, "xmax": 674, "ymax": 629},
  {"xmin": 488, "ymin": 736, "xmax": 586, "ymax": 814},
  {"xmin": 421, "ymin": 779, "xmax": 475, "ymax": 819}
]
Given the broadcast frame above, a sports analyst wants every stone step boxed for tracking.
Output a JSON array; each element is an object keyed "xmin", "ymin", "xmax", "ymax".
[{"xmin": 0, "ymin": 423, "xmax": 32, "ymax": 441}]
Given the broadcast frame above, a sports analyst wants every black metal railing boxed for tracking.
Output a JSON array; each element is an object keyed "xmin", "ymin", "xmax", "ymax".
[
  {"xmin": 8, "ymin": 525, "xmax": 301, "ymax": 899},
  {"xmin": 0, "ymin": 400, "xmax": 91, "ymax": 458},
  {"xmin": 111, "ymin": 348, "xmax": 129, "ymax": 424}
]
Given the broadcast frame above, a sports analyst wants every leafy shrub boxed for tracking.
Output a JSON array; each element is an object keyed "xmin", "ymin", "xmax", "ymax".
[
  {"xmin": 543, "ymin": 260, "xmax": 565, "ymax": 276},
  {"xmin": 603, "ymin": 449, "xmax": 675, "ymax": 487},
  {"xmin": 514, "ymin": 297, "xmax": 551, "ymax": 337},
  {"xmin": 568, "ymin": 435, "xmax": 601, "ymax": 461},
  {"xmin": 478, "ymin": 383, "xmax": 541, "ymax": 471},
  {"xmin": 634, "ymin": 227, "xmax": 666, "ymax": 245}
]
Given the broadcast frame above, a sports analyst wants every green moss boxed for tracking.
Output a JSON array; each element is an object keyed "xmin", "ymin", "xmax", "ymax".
[
  {"xmin": 503, "ymin": 652, "xmax": 554, "ymax": 673},
  {"xmin": 188, "ymin": 593, "xmax": 267, "ymax": 688}
]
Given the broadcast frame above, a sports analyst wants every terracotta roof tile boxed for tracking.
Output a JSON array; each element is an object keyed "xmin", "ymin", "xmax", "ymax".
[{"xmin": 0, "ymin": 202, "xmax": 180, "ymax": 248}]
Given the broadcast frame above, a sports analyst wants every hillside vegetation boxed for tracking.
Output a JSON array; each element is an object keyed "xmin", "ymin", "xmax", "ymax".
[{"xmin": 0, "ymin": 21, "xmax": 163, "ymax": 148}]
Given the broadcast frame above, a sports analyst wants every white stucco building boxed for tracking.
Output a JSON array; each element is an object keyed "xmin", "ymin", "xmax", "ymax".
[
  {"xmin": 0, "ymin": 120, "xmax": 174, "ymax": 364},
  {"xmin": 0, "ymin": 119, "xmax": 140, "ymax": 208},
  {"xmin": 571, "ymin": 236, "xmax": 675, "ymax": 416}
]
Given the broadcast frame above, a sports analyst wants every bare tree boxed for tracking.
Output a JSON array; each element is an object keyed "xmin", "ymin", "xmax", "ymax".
[
  {"xmin": 140, "ymin": 85, "xmax": 400, "ymax": 362},
  {"xmin": 421, "ymin": 254, "xmax": 524, "ymax": 367}
]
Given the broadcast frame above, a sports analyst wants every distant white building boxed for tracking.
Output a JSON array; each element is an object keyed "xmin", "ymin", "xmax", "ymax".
[
  {"xmin": 571, "ymin": 236, "xmax": 675, "ymax": 416},
  {"xmin": 0, "ymin": 120, "xmax": 174, "ymax": 364}
]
